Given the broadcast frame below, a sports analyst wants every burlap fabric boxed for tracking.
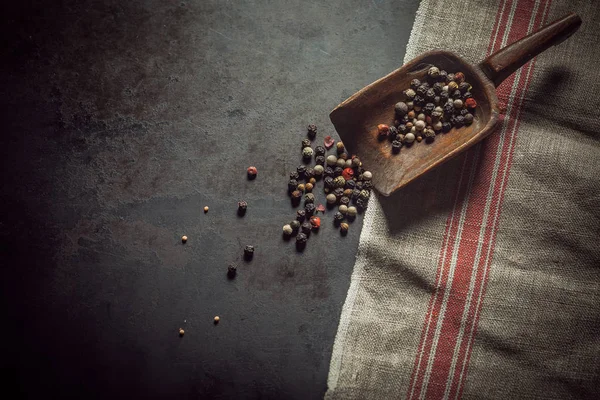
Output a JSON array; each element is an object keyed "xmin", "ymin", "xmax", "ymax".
[{"xmin": 326, "ymin": 0, "xmax": 600, "ymax": 398}]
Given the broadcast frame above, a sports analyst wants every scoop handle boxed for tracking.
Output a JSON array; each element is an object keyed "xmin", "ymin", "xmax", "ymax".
[{"xmin": 478, "ymin": 12, "xmax": 581, "ymax": 87}]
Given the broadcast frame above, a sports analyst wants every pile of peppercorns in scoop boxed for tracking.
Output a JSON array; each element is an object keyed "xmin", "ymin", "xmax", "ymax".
[
  {"xmin": 283, "ymin": 125, "xmax": 373, "ymax": 250},
  {"xmin": 378, "ymin": 66, "xmax": 478, "ymax": 152}
]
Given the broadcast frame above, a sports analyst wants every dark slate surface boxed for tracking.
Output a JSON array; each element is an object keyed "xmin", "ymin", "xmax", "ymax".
[{"xmin": 0, "ymin": 0, "xmax": 419, "ymax": 398}]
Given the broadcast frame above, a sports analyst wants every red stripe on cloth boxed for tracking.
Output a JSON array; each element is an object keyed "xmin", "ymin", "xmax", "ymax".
[
  {"xmin": 407, "ymin": 0, "xmax": 551, "ymax": 398},
  {"xmin": 406, "ymin": 1, "xmax": 512, "ymax": 397},
  {"xmin": 452, "ymin": 2, "xmax": 552, "ymax": 398}
]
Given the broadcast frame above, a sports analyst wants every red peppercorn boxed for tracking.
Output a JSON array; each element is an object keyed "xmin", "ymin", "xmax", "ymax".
[
  {"xmin": 247, "ymin": 166, "xmax": 257, "ymax": 179},
  {"xmin": 377, "ymin": 124, "xmax": 389, "ymax": 135},
  {"xmin": 342, "ymin": 168, "xmax": 354, "ymax": 180},
  {"xmin": 465, "ymin": 98, "xmax": 477, "ymax": 109},
  {"xmin": 309, "ymin": 216, "xmax": 321, "ymax": 229},
  {"xmin": 454, "ymin": 72, "xmax": 465, "ymax": 83},
  {"xmin": 324, "ymin": 135, "xmax": 335, "ymax": 149}
]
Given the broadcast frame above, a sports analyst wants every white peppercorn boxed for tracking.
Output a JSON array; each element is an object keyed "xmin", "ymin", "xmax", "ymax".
[
  {"xmin": 405, "ymin": 132, "xmax": 415, "ymax": 143},
  {"xmin": 417, "ymin": 113, "xmax": 426, "ymax": 121},
  {"xmin": 415, "ymin": 120, "xmax": 426, "ymax": 131},
  {"xmin": 345, "ymin": 159, "xmax": 352, "ymax": 168},
  {"xmin": 326, "ymin": 155, "xmax": 337, "ymax": 166},
  {"xmin": 313, "ymin": 165, "xmax": 324, "ymax": 175},
  {"xmin": 433, "ymin": 120, "xmax": 443, "ymax": 131},
  {"xmin": 347, "ymin": 206, "xmax": 358, "ymax": 217},
  {"xmin": 326, "ymin": 193, "xmax": 337, "ymax": 204},
  {"xmin": 453, "ymin": 99, "xmax": 463, "ymax": 109},
  {"xmin": 362, "ymin": 171, "xmax": 372, "ymax": 181},
  {"xmin": 339, "ymin": 205, "xmax": 348, "ymax": 214},
  {"xmin": 336, "ymin": 158, "xmax": 346, "ymax": 168}
]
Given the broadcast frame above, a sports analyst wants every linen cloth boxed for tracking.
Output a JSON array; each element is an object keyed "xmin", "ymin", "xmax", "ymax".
[{"xmin": 326, "ymin": 0, "xmax": 600, "ymax": 399}]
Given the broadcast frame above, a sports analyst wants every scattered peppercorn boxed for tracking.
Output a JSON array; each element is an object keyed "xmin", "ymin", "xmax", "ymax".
[
  {"xmin": 204, "ymin": 206, "xmax": 209, "ymax": 213},
  {"xmin": 416, "ymin": 136, "xmax": 423, "ymax": 142},
  {"xmin": 410, "ymin": 79, "xmax": 421, "ymax": 90},
  {"xmin": 297, "ymin": 183, "xmax": 305, "ymax": 192},
  {"xmin": 392, "ymin": 140, "xmax": 402, "ymax": 153},
  {"xmin": 315, "ymin": 145, "xmax": 326, "ymax": 157},
  {"xmin": 465, "ymin": 98, "xmax": 477, "ymax": 109},
  {"xmin": 324, "ymin": 135, "xmax": 335, "ymax": 149},
  {"xmin": 302, "ymin": 146, "xmax": 314, "ymax": 160},
  {"xmin": 181, "ymin": 235, "xmax": 188, "ymax": 243},
  {"xmin": 335, "ymin": 158, "xmax": 346, "ymax": 168},
  {"xmin": 340, "ymin": 222, "xmax": 349, "ymax": 235},
  {"xmin": 290, "ymin": 171, "xmax": 300, "ymax": 180},
  {"xmin": 307, "ymin": 124, "xmax": 317, "ymax": 139},
  {"xmin": 464, "ymin": 113, "xmax": 474, "ymax": 125},
  {"xmin": 301, "ymin": 221, "xmax": 312, "ymax": 236},
  {"xmin": 313, "ymin": 165, "xmax": 324, "ymax": 176},
  {"xmin": 179, "ymin": 328, "xmax": 185, "ymax": 336},
  {"xmin": 244, "ymin": 245, "xmax": 255, "ymax": 260},
  {"xmin": 334, "ymin": 212, "xmax": 345, "ymax": 225},
  {"xmin": 305, "ymin": 203, "xmax": 316, "ymax": 216},
  {"xmin": 315, "ymin": 155, "xmax": 325, "ymax": 166},
  {"xmin": 297, "ymin": 165, "xmax": 306, "ymax": 177},
  {"xmin": 326, "ymin": 155, "xmax": 337, "ymax": 166},
  {"xmin": 247, "ymin": 166, "xmax": 257, "ymax": 180},
  {"xmin": 362, "ymin": 171, "xmax": 373, "ymax": 181},
  {"xmin": 302, "ymin": 138, "xmax": 311, "ymax": 148},
  {"xmin": 227, "ymin": 264, "xmax": 237, "ymax": 279},
  {"xmin": 339, "ymin": 204, "xmax": 348, "ymax": 215},
  {"xmin": 296, "ymin": 209, "xmax": 306, "ymax": 222},
  {"xmin": 238, "ymin": 200, "xmax": 248, "ymax": 216},
  {"xmin": 214, "ymin": 316, "xmax": 220, "ymax": 324},
  {"xmin": 305, "ymin": 182, "xmax": 314, "ymax": 192},
  {"xmin": 395, "ymin": 102, "xmax": 408, "ymax": 117},
  {"xmin": 378, "ymin": 124, "xmax": 389, "ymax": 140},
  {"xmin": 304, "ymin": 193, "xmax": 315, "ymax": 204},
  {"xmin": 336, "ymin": 141, "xmax": 345, "ymax": 154},
  {"xmin": 296, "ymin": 232, "xmax": 307, "ymax": 250},
  {"xmin": 340, "ymin": 196, "xmax": 350, "ymax": 207},
  {"xmin": 309, "ymin": 216, "xmax": 321, "ymax": 229},
  {"xmin": 290, "ymin": 220, "xmax": 301, "ymax": 231},
  {"xmin": 288, "ymin": 179, "xmax": 298, "ymax": 193}
]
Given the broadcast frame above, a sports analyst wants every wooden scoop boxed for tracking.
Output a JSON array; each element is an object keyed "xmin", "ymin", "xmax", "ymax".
[{"xmin": 330, "ymin": 13, "xmax": 581, "ymax": 196}]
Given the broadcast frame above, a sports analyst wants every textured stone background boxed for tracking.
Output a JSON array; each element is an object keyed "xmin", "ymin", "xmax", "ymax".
[{"xmin": 0, "ymin": 0, "xmax": 418, "ymax": 398}]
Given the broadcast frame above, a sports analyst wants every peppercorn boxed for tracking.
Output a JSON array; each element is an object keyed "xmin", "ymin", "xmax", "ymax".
[
  {"xmin": 296, "ymin": 232, "xmax": 307, "ymax": 249},
  {"xmin": 454, "ymin": 115, "xmax": 465, "ymax": 127},
  {"xmin": 442, "ymin": 122, "xmax": 452, "ymax": 133},
  {"xmin": 454, "ymin": 72, "xmax": 465, "ymax": 83},
  {"xmin": 446, "ymin": 73, "xmax": 455, "ymax": 83},
  {"xmin": 340, "ymin": 222, "xmax": 349, "ymax": 235},
  {"xmin": 340, "ymin": 196, "xmax": 350, "ymax": 207},
  {"xmin": 326, "ymin": 155, "xmax": 337, "ymax": 166},
  {"xmin": 415, "ymin": 120, "xmax": 426, "ymax": 131},
  {"xmin": 395, "ymin": 102, "xmax": 408, "ymax": 117},
  {"xmin": 301, "ymin": 221, "xmax": 312, "ymax": 236},
  {"xmin": 315, "ymin": 145, "xmax": 326, "ymax": 157},
  {"xmin": 304, "ymin": 167, "xmax": 314, "ymax": 180},
  {"xmin": 291, "ymin": 190, "xmax": 302, "ymax": 206},
  {"xmin": 362, "ymin": 171, "xmax": 373, "ymax": 181},
  {"xmin": 304, "ymin": 193, "xmax": 315, "ymax": 204},
  {"xmin": 181, "ymin": 235, "xmax": 188, "ymax": 243},
  {"xmin": 338, "ymin": 153, "xmax": 348, "ymax": 161},
  {"xmin": 238, "ymin": 200, "xmax": 248, "ymax": 216},
  {"xmin": 405, "ymin": 121, "xmax": 414, "ymax": 130},
  {"xmin": 347, "ymin": 206, "xmax": 358, "ymax": 218},
  {"xmin": 439, "ymin": 70, "xmax": 448, "ymax": 82},
  {"xmin": 363, "ymin": 182, "xmax": 372, "ymax": 194},
  {"xmin": 203, "ymin": 206, "xmax": 209, "ymax": 213},
  {"xmin": 397, "ymin": 124, "xmax": 407, "ymax": 134},
  {"xmin": 440, "ymin": 90, "xmax": 449, "ymax": 103},
  {"xmin": 305, "ymin": 203, "xmax": 316, "ymax": 216},
  {"xmin": 332, "ymin": 188, "xmax": 344, "ymax": 200},
  {"xmin": 324, "ymin": 135, "xmax": 335, "ymax": 149},
  {"xmin": 424, "ymin": 128, "xmax": 436, "ymax": 143},
  {"xmin": 288, "ymin": 179, "xmax": 298, "ymax": 193},
  {"xmin": 425, "ymin": 89, "xmax": 436, "ymax": 102},
  {"xmin": 356, "ymin": 190, "xmax": 369, "ymax": 203},
  {"xmin": 336, "ymin": 141, "xmax": 345, "ymax": 154},
  {"xmin": 459, "ymin": 108, "xmax": 469, "ymax": 117},
  {"xmin": 377, "ymin": 124, "xmax": 389, "ymax": 140},
  {"xmin": 305, "ymin": 182, "xmax": 314, "ymax": 192},
  {"xmin": 333, "ymin": 212, "xmax": 345, "ymax": 225},
  {"xmin": 296, "ymin": 209, "xmax": 306, "ymax": 222},
  {"xmin": 339, "ymin": 205, "xmax": 348, "ymax": 215},
  {"xmin": 244, "ymin": 245, "xmax": 254, "ymax": 260},
  {"xmin": 464, "ymin": 113, "xmax": 474, "ymax": 125},
  {"xmin": 406, "ymin": 101, "xmax": 414, "ymax": 110},
  {"xmin": 443, "ymin": 102, "xmax": 454, "ymax": 115},
  {"xmin": 315, "ymin": 155, "xmax": 325, "ymax": 166},
  {"xmin": 307, "ymin": 124, "xmax": 317, "ymax": 139},
  {"xmin": 290, "ymin": 171, "xmax": 300, "ymax": 180},
  {"xmin": 416, "ymin": 136, "xmax": 423, "ymax": 142},
  {"xmin": 428, "ymin": 66, "xmax": 440, "ymax": 79},
  {"xmin": 447, "ymin": 81, "xmax": 459, "ymax": 91},
  {"xmin": 404, "ymin": 132, "xmax": 415, "ymax": 144},
  {"xmin": 247, "ymin": 166, "xmax": 257, "ymax": 180},
  {"xmin": 343, "ymin": 189, "xmax": 353, "ymax": 199},
  {"xmin": 324, "ymin": 168, "xmax": 334, "ymax": 180},
  {"xmin": 227, "ymin": 262, "xmax": 237, "ymax": 279},
  {"xmin": 335, "ymin": 158, "xmax": 345, "ymax": 168},
  {"xmin": 404, "ymin": 88, "xmax": 416, "ymax": 99},
  {"xmin": 459, "ymin": 82, "xmax": 471, "ymax": 93},
  {"xmin": 351, "ymin": 157, "xmax": 361, "ymax": 168},
  {"xmin": 453, "ymin": 99, "xmax": 464, "ymax": 109},
  {"xmin": 323, "ymin": 194, "xmax": 335, "ymax": 205},
  {"xmin": 301, "ymin": 138, "xmax": 311, "ymax": 148},
  {"xmin": 423, "ymin": 103, "xmax": 435, "ymax": 115},
  {"xmin": 451, "ymin": 89, "xmax": 462, "ymax": 100},
  {"xmin": 313, "ymin": 165, "xmax": 324, "ymax": 176},
  {"xmin": 462, "ymin": 91, "xmax": 473, "ymax": 100},
  {"xmin": 309, "ymin": 216, "xmax": 321, "ymax": 230},
  {"xmin": 297, "ymin": 165, "xmax": 306, "ymax": 177},
  {"xmin": 433, "ymin": 120, "xmax": 443, "ymax": 131},
  {"xmin": 397, "ymin": 133, "xmax": 405, "ymax": 143},
  {"xmin": 324, "ymin": 176, "xmax": 334, "ymax": 189},
  {"xmin": 413, "ymin": 95, "xmax": 425, "ymax": 107},
  {"xmin": 302, "ymin": 147, "xmax": 313, "ymax": 161},
  {"xmin": 297, "ymin": 183, "xmax": 305, "ymax": 192},
  {"xmin": 416, "ymin": 85, "xmax": 428, "ymax": 97},
  {"xmin": 431, "ymin": 110, "xmax": 443, "ymax": 121},
  {"xmin": 410, "ymin": 79, "xmax": 421, "ymax": 90},
  {"xmin": 344, "ymin": 159, "xmax": 352, "ymax": 169},
  {"xmin": 355, "ymin": 198, "xmax": 368, "ymax": 210},
  {"xmin": 432, "ymin": 82, "xmax": 444, "ymax": 94},
  {"xmin": 465, "ymin": 98, "xmax": 477, "ymax": 109},
  {"xmin": 392, "ymin": 140, "xmax": 402, "ymax": 153},
  {"xmin": 355, "ymin": 180, "xmax": 364, "ymax": 189},
  {"xmin": 434, "ymin": 96, "xmax": 441, "ymax": 105},
  {"xmin": 290, "ymin": 220, "xmax": 300, "ymax": 231},
  {"xmin": 179, "ymin": 328, "xmax": 185, "ymax": 336},
  {"xmin": 331, "ymin": 167, "xmax": 341, "ymax": 178}
]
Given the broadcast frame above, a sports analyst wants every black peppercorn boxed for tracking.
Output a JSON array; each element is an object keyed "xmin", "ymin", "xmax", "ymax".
[
  {"xmin": 413, "ymin": 95, "xmax": 426, "ymax": 107},
  {"xmin": 434, "ymin": 96, "xmax": 441, "ymax": 105},
  {"xmin": 392, "ymin": 140, "xmax": 402, "ymax": 154},
  {"xmin": 340, "ymin": 196, "xmax": 350, "ymax": 206},
  {"xmin": 289, "ymin": 171, "xmax": 300, "ymax": 180},
  {"xmin": 304, "ymin": 193, "xmax": 315, "ymax": 204},
  {"xmin": 315, "ymin": 146, "xmax": 326, "ymax": 156},
  {"xmin": 244, "ymin": 245, "xmax": 254, "ymax": 261},
  {"xmin": 296, "ymin": 232, "xmax": 307, "ymax": 250},
  {"xmin": 288, "ymin": 179, "xmax": 298, "ymax": 193},
  {"xmin": 446, "ymin": 73, "xmax": 455, "ymax": 83},
  {"xmin": 355, "ymin": 181, "xmax": 364, "ymax": 190},
  {"xmin": 464, "ymin": 113, "xmax": 474, "ymax": 125},
  {"xmin": 237, "ymin": 200, "xmax": 248, "ymax": 216},
  {"xmin": 227, "ymin": 264, "xmax": 237, "ymax": 279},
  {"xmin": 363, "ymin": 181, "xmax": 373, "ymax": 191},
  {"xmin": 452, "ymin": 89, "xmax": 462, "ymax": 99},
  {"xmin": 388, "ymin": 126, "xmax": 398, "ymax": 141},
  {"xmin": 462, "ymin": 91, "xmax": 473, "ymax": 100},
  {"xmin": 410, "ymin": 78, "xmax": 421, "ymax": 90},
  {"xmin": 297, "ymin": 165, "xmax": 306, "ymax": 177},
  {"xmin": 302, "ymin": 138, "xmax": 311, "ymax": 148},
  {"xmin": 324, "ymin": 176, "xmax": 334, "ymax": 189},
  {"xmin": 304, "ymin": 167, "xmax": 314, "ymax": 180},
  {"xmin": 345, "ymin": 179, "xmax": 356, "ymax": 190},
  {"xmin": 443, "ymin": 102, "xmax": 454, "ymax": 115},
  {"xmin": 423, "ymin": 103, "xmax": 435, "ymax": 115},
  {"xmin": 424, "ymin": 128, "xmax": 436, "ymax": 143},
  {"xmin": 459, "ymin": 108, "xmax": 469, "ymax": 117},
  {"xmin": 459, "ymin": 82, "xmax": 471, "ymax": 93},
  {"xmin": 333, "ymin": 212, "xmax": 345, "ymax": 225},
  {"xmin": 398, "ymin": 124, "xmax": 407, "ymax": 134},
  {"xmin": 454, "ymin": 115, "xmax": 465, "ymax": 127},
  {"xmin": 334, "ymin": 167, "xmax": 343, "ymax": 177},
  {"xmin": 356, "ymin": 198, "xmax": 368, "ymax": 210},
  {"xmin": 290, "ymin": 220, "xmax": 301, "ymax": 231},
  {"xmin": 296, "ymin": 209, "xmax": 306, "ymax": 222},
  {"xmin": 351, "ymin": 188, "xmax": 361, "ymax": 199},
  {"xmin": 425, "ymin": 88, "xmax": 436, "ymax": 102},
  {"xmin": 333, "ymin": 187, "xmax": 345, "ymax": 200},
  {"xmin": 442, "ymin": 122, "xmax": 452, "ymax": 133},
  {"xmin": 440, "ymin": 90, "xmax": 449, "ymax": 103},
  {"xmin": 324, "ymin": 167, "xmax": 334, "ymax": 178},
  {"xmin": 305, "ymin": 203, "xmax": 316, "ymax": 216},
  {"xmin": 416, "ymin": 85, "xmax": 428, "ymax": 97},
  {"xmin": 301, "ymin": 221, "xmax": 312, "ymax": 236},
  {"xmin": 433, "ymin": 82, "xmax": 444, "ymax": 94},
  {"xmin": 439, "ymin": 70, "xmax": 448, "ymax": 82},
  {"xmin": 291, "ymin": 190, "xmax": 302, "ymax": 206},
  {"xmin": 307, "ymin": 124, "xmax": 317, "ymax": 139},
  {"xmin": 315, "ymin": 155, "xmax": 325, "ymax": 166}
]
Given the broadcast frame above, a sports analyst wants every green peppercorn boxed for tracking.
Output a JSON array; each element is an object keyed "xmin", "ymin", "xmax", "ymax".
[
  {"xmin": 290, "ymin": 220, "xmax": 301, "ymax": 231},
  {"xmin": 302, "ymin": 147, "xmax": 314, "ymax": 160},
  {"xmin": 410, "ymin": 79, "xmax": 421, "ymax": 90},
  {"xmin": 404, "ymin": 88, "xmax": 416, "ymax": 99},
  {"xmin": 359, "ymin": 190, "xmax": 370, "ymax": 202},
  {"xmin": 333, "ymin": 176, "xmax": 346, "ymax": 189},
  {"xmin": 307, "ymin": 124, "xmax": 317, "ymax": 139},
  {"xmin": 302, "ymin": 139, "xmax": 311, "ymax": 148},
  {"xmin": 326, "ymin": 193, "xmax": 337, "ymax": 204},
  {"xmin": 305, "ymin": 193, "xmax": 315, "ymax": 204},
  {"xmin": 347, "ymin": 206, "xmax": 358, "ymax": 217},
  {"xmin": 326, "ymin": 155, "xmax": 337, "ymax": 166},
  {"xmin": 340, "ymin": 222, "xmax": 349, "ymax": 235}
]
